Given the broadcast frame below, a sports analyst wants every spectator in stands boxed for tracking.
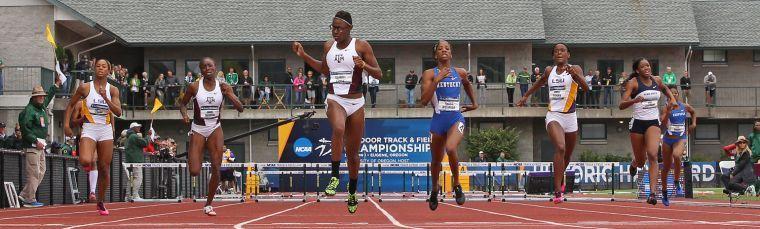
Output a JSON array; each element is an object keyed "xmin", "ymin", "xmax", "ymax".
[
  {"xmin": 367, "ymin": 71, "xmax": 379, "ymax": 108},
  {"xmin": 618, "ymin": 71, "xmax": 628, "ymax": 97},
  {"xmin": 221, "ymin": 146, "xmax": 236, "ymax": 193},
  {"xmin": 591, "ymin": 70, "xmax": 601, "ymax": 108},
  {"xmin": 496, "ymin": 152, "xmax": 509, "ymax": 162},
  {"xmin": 184, "ymin": 71, "xmax": 195, "ymax": 85},
  {"xmin": 116, "ymin": 129, "xmax": 128, "ymax": 148},
  {"xmin": 749, "ymin": 119, "xmax": 760, "ymax": 163},
  {"xmin": 505, "ymin": 69, "xmax": 517, "ymax": 107},
  {"xmin": 216, "ymin": 71, "xmax": 225, "ymax": 84},
  {"xmin": 663, "ymin": 66, "xmax": 677, "ymax": 87},
  {"xmin": 141, "ymin": 72, "xmax": 150, "ymax": 107},
  {"xmin": 530, "ymin": 67, "xmax": 542, "ymax": 107},
  {"xmin": 240, "ymin": 70, "xmax": 253, "ymax": 107},
  {"xmin": 225, "ymin": 68, "xmax": 239, "ymax": 97},
  {"xmin": 285, "ymin": 67, "xmax": 294, "ymax": 105},
  {"xmin": 0, "ymin": 56, "xmax": 4, "ymax": 95},
  {"xmin": 721, "ymin": 136, "xmax": 756, "ymax": 195},
  {"xmin": 679, "ymin": 70, "xmax": 691, "ymax": 102},
  {"xmin": 259, "ymin": 75, "xmax": 271, "ymax": 105},
  {"xmin": 319, "ymin": 73, "xmax": 328, "ymax": 105},
  {"xmin": 474, "ymin": 151, "xmax": 488, "ymax": 162},
  {"xmin": 476, "ymin": 69, "xmax": 487, "ymax": 106},
  {"xmin": 164, "ymin": 71, "xmax": 180, "ymax": 107},
  {"xmin": 293, "ymin": 72, "xmax": 306, "ymax": 107},
  {"xmin": 125, "ymin": 122, "xmax": 151, "ymax": 201},
  {"xmin": 583, "ymin": 70, "xmax": 594, "ymax": 108},
  {"xmin": 154, "ymin": 73, "xmax": 166, "ymax": 104},
  {"xmin": 602, "ymin": 67, "xmax": 615, "ymax": 107},
  {"xmin": 5, "ymin": 125, "xmax": 24, "ymax": 150},
  {"xmin": 405, "ymin": 70, "xmax": 418, "ymax": 107},
  {"xmin": 518, "ymin": 67, "xmax": 531, "ymax": 98},
  {"xmin": 0, "ymin": 122, "xmax": 6, "ymax": 140},
  {"xmin": 306, "ymin": 71, "xmax": 318, "ymax": 108},
  {"xmin": 18, "ymin": 78, "xmax": 61, "ymax": 207},
  {"xmin": 704, "ymin": 71, "xmax": 717, "ymax": 106},
  {"xmin": 75, "ymin": 54, "xmax": 90, "ymax": 82}
]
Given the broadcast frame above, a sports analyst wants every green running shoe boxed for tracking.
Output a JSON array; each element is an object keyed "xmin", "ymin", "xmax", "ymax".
[
  {"xmin": 347, "ymin": 193, "xmax": 358, "ymax": 214},
  {"xmin": 325, "ymin": 177, "xmax": 339, "ymax": 196}
]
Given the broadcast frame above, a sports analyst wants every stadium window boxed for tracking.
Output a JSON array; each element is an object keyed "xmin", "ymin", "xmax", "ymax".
[
  {"xmin": 754, "ymin": 50, "xmax": 760, "ymax": 63},
  {"xmin": 148, "ymin": 60, "xmax": 176, "ymax": 84},
  {"xmin": 702, "ymin": 50, "xmax": 727, "ymax": 64},
  {"xmin": 580, "ymin": 123, "xmax": 607, "ymax": 140},
  {"xmin": 477, "ymin": 57, "xmax": 506, "ymax": 83},
  {"xmin": 257, "ymin": 59, "xmax": 286, "ymax": 84},
  {"xmin": 267, "ymin": 127, "xmax": 278, "ymax": 142},
  {"xmin": 185, "ymin": 59, "xmax": 200, "ymax": 76},
  {"xmin": 694, "ymin": 123, "xmax": 720, "ymax": 140},
  {"xmin": 376, "ymin": 58, "xmax": 395, "ymax": 84},
  {"xmin": 222, "ymin": 59, "xmax": 250, "ymax": 77},
  {"xmin": 422, "ymin": 58, "xmax": 436, "ymax": 74}
]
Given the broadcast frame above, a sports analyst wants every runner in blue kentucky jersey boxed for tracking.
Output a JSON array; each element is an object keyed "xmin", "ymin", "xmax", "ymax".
[
  {"xmin": 420, "ymin": 40, "xmax": 477, "ymax": 211},
  {"xmin": 659, "ymin": 85, "xmax": 697, "ymax": 206}
]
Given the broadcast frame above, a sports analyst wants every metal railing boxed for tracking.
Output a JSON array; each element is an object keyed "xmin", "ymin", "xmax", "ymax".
[{"xmin": 0, "ymin": 66, "xmax": 56, "ymax": 95}]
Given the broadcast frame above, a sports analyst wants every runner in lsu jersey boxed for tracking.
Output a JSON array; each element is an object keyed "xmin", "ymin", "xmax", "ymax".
[
  {"xmin": 517, "ymin": 43, "xmax": 589, "ymax": 204},
  {"xmin": 420, "ymin": 40, "xmax": 477, "ymax": 211},
  {"xmin": 619, "ymin": 57, "xmax": 678, "ymax": 206},
  {"xmin": 659, "ymin": 85, "xmax": 697, "ymax": 203},
  {"xmin": 292, "ymin": 10, "xmax": 382, "ymax": 214},
  {"xmin": 64, "ymin": 59, "xmax": 122, "ymax": 216},
  {"xmin": 179, "ymin": 57, "xmax": 244, "ymax": 216}
]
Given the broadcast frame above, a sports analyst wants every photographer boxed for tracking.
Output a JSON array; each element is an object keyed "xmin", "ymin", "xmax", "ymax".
[
  {"xmin": 221, "ymin": 146, "xmax": 237, "ymax": 194},
  {"xmin": 125, "ymin": 122, "xmax": 151, "ymax": 201},
  {"xmin": 721, "ymin": 136, "xmax": 756, "ymax": 195}
]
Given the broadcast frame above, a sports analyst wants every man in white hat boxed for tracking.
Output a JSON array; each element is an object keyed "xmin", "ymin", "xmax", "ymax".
[
  {"xmin": 125, "ymin": 122, "xmax": 151, "ymax": 201},
  {"xmin": 18, "ymin": 79, "xmax": 60, "ymax": 207}
]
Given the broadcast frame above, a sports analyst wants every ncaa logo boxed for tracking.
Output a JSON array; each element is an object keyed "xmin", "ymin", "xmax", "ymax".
[{"xmin": 293, "ymin": 138, "xmax": 313, "ymax": 157}]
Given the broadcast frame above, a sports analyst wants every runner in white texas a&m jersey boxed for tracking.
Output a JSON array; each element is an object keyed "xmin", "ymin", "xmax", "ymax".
[
  {"xmin": 179, "ymin": 57, "xmax": 244, "ymax": 216},
  {"xmin": 292, "ymin": 10, "xmax": 383, "ymax": 214}
]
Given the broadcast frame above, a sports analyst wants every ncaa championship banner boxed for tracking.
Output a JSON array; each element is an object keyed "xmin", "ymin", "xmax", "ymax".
[{"xmin": 278, "ymin": 118, "xmax": 432, "ymax": 163}]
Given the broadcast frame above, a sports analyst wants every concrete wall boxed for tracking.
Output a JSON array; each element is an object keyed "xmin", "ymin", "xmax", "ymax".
[
  {"xmin": 0, "ymin": 5, "xmax": 56, "ymax": 94},
  {"xmin": 690, "ymin": 49, "xmax": 760, "ymax": 87},
  {"xmin": 532, "ymin": 46, "xmax": 687, "ymax": 76}
]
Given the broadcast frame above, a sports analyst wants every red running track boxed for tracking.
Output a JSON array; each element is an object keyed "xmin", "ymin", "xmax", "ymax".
[{"xmin": 1, "ymin": 198, "xmax": 759, "ymax": 228}]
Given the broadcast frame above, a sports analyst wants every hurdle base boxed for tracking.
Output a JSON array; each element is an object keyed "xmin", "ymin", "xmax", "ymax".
[{"xmin": 130, "ymin": 198, "xmax": 182, "ymax": 203}]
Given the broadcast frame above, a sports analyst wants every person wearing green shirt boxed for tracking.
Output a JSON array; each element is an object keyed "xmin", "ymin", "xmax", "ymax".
[
  {"xmin": 18, "ymin": 77, "xmax": 61, "ymax": 207},
  {"xmin": 225, "ymin": 68, "xmax": 239, "ymax": 97},
  {"xmin": 125, "ymin": 122, "xmax": 151, "ymax": 201},
  {"xmin": 662, "ymin": 66, "xmax": 677, "ymax": 86},
  {"xmin": 750, "ymin": 120, "xmax": 760, "ymax": 163},
  {"xmin": 517, "ymin": 67, "xmax": 531, "ymax": 98},
  {"xmin": 505, "ymin": 69, "xmax": 517, "ymax": 107},
  {"xmin": 496, "ymin": 152, "xmax": 510, "ymax": 162}
]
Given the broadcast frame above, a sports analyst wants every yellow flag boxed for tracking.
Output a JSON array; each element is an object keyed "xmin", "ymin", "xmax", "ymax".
[
  {"xmin": 45, "ymin": 24, "xmax": 57, "ymax": 49},
  {"xmin": 151, "ymin": 98, "xmax": 163, "ymax": 113}
]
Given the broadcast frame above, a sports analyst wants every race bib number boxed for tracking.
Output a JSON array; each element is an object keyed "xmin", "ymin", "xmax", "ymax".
[
  {"xmin": 437, "ymin": 100, "xmax": 460, "ymax": 112},
  {"xmin": 330, "ymin": 71, "xmax": 353, "ymax": 84},
  {"xmin": 550, "ymin": 90, "xmax": 565, "ymax": 100},
  {"xmin": 668, "ymin": 124, "xmax": 685, "ymax": 133},
  {"xmin": 642, "ymin": 100, "xmax": 658, "ymax": 109},
  {"xmin": 201, "ymin": 109, "xmax": 219, "ymax": 119}
]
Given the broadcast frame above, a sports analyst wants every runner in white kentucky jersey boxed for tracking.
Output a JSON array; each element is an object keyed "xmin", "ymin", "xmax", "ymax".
[
  {"xmin": 517, "ymin": 43, "xmax": 589, "ymax": 204},
  {"xmin": 292, "ymin": 10, "xmax": 382, "ymax": 214},
  {"xmin": 179, "ymin": 57, "xmax": 244, "ymax": 216},
  {"xmin": 64, "ymin": 59, "xmax": 122, "ymax": 216},
  {"xmin": 619, "ymin": 57, "xmax": 677, "ymax": 206}
]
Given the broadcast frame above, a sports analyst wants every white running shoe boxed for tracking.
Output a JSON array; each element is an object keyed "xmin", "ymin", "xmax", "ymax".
[
  {"xmin": 204, "ymin": 205, "xmax": 217, "ymax": 216},
  {"xmin": 746, "ymin": 185, "xmax": 756, "ymax": 196}
]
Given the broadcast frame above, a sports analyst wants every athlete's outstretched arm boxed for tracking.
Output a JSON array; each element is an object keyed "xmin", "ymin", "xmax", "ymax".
[
  {"xmin": 686, "ymin": 103, "xmax": 697, "ymax": 133},
  {"xmin": 63, "ymin": 84, "xmax": 87, "ymax": 137},
  {"xmin": 516, "ymin": 66, "xmax": 551, "ymax": 107},
  {"xmin": 567, "ymin": 65, "xmax": 590, "ymax": 93},
  {"xmin": 292, "ymin": 41, "xmax": 330, "ymax": 76},
  {"xmin": 179, "ymin": 82, "xmax": 198, "ymax": 124},
  {"xmin": 458, "ymin": 68, "xmax": 478, "ymax": 112},
  {"xmin": 419, "ymin": 68, "xmax": 450, "ymax": 106},
  {"xmin": 355, "ymin": 40, "xmax": 382, "ymax": 79},
  {"xmin": 221, "ymin": 82, "xmax": 244, "ymax": 112},
  {"xmin": 619, "ymin": 79, "xmax": 642, "ymax": 110}
]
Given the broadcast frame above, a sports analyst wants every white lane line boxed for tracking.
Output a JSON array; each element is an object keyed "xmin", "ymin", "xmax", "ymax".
[
  {"xmin": 572, "ymin": 201, "xmax": 760, "ymax": 217},
  {"xmin": 504, "ymin": 201, "xmax": 760, "ymax": 228},
  {"xmin": 64, "ymin": 202, "xmax": 244, "ymax": 229},
  {"xmin": 0, "ymin": 202, "xmax": 178, "ymax": 221},
  {"xmin": 442, "ymin": 203, "xmax": 602, "ymax": 229},
  {"xmin": 368, "ymin": 197, "xmax": 420, "ymax": 229},
  {"xmin": 233, "ymin": 202, "xmax": 312, "ymax": 229}
]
